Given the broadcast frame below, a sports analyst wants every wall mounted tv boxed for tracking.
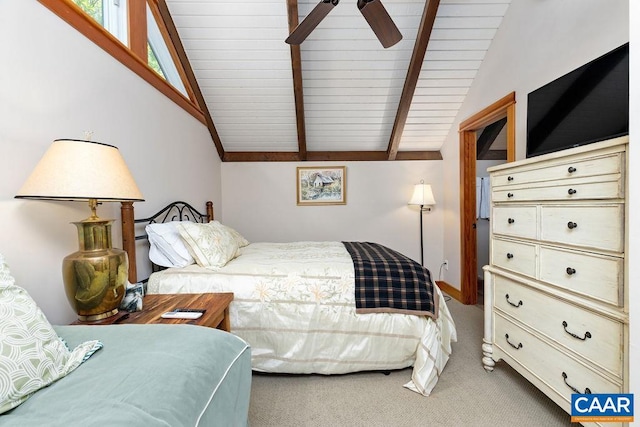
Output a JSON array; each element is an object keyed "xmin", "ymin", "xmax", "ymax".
[{"xmin": 526, "ymin": 42, "xmax": 628, "ymax": 158}]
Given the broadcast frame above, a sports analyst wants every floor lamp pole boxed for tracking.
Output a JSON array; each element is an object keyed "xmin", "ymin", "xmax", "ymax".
[{"xmin": 419, "ymin": 205, "xmax": 424, "ymax": 266}]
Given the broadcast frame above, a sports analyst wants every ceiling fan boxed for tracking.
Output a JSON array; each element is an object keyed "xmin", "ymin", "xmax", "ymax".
[{"xmin": 286, "ymin": 0, "xmax": 403, "ymax": 48}]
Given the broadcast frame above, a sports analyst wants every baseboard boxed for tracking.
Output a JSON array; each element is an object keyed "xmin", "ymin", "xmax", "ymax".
[{"xmin": 435, "ymin": 280, "xmax": 462, "ymax": 302}]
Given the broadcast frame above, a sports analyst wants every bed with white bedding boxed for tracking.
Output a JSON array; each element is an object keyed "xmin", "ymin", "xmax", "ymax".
[{"xmin": 121, "ymin": 201, "xmax": 457, "ymax": 396}]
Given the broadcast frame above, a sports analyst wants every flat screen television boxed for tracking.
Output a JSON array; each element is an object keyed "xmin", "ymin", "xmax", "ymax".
[{"xmin": 526, "ymin": 43, "xmax": 628, "ymax": 158}]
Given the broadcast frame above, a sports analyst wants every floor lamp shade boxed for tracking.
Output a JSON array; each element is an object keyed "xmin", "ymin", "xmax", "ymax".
[
  {"xmin": 408, "ymin": 183, "xmax": 436, "ymax": 207},
  {"xmin": 16, "ymin": 139, "xmax": 144, "ymax": 321},
  {"xmin": 408, "ymin": 182, "xmax": 435, "ymax": 266}
]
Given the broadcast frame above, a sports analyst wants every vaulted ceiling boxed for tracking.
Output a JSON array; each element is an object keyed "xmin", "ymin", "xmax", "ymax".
[{"xmin": 164, "ymin": 0, "xmax": 511, "ymax": 161}]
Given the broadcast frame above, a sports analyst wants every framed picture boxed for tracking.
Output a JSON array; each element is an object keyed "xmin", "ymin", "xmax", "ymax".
[{"xmin": 296, "ymin": 166, "xmax": 346, "ymax": 206}]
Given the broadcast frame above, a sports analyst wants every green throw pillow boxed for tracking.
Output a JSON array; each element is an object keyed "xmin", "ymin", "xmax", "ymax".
[{"xmin": 0, "ymin": 252, "xmax": 103, "ymax": 414}]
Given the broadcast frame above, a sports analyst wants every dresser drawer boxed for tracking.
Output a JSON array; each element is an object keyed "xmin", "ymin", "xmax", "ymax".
[
  {"xmin": 492, "ymin": 178, "xmax": 622, "ymax": 202},
  {"xmin": 494, "ymin": 276, "xmax": 623, "ymax": 377},
  {"xmin": 491, "ymin": 152, "xmax": 622, "ymax": 188},
  {"xmin": 493, "ymin": 206, "xmax": 537, "ymax": 239},
  {"xmin": 539, "ymin": 246, "xmax": 623, "ymax": 306},
  {"xmin": 540, "ymin": 205, "xmax": 624, "ymax": 252},
  {"xmin": 494, "ymin": 314, "xmax": 622, "ymax": 399},
  {"xmin": 492, "ymin": 239, "xmax": 536, "ymax": 278}
]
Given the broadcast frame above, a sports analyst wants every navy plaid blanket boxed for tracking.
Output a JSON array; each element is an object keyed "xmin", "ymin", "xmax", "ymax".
[{"xmin": 342, "ymin": 242, "xmax": 438, "ymax": 319}]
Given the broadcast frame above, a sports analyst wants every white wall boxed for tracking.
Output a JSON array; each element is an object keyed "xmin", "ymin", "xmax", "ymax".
[
  {"xmin": 221, "ymin": 161, "xmax": 446, "ymax": 280},
  {"xmin": 627, "ymin": 0, "xmax": 638, "ymax": 420},
  {"xmin": 0, "ymin": 1, "xmax": 221, "ymax": 324},
  {"xmin": 440, "ymin": 0, "xmax": 629, "ymax": 288}
]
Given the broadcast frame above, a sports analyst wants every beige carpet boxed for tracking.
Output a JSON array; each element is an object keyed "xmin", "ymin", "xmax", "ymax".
[{"xmin": 248, "ymin": 295, "xmax": 576, "ymax": 426}]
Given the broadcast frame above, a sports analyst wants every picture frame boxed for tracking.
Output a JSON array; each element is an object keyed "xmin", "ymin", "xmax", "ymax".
[{"xmin": 296, "ymin": 166, "xmax": 346, "ymax": 206}]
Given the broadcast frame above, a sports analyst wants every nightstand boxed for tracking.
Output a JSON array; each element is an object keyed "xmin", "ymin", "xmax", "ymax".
[{"xmin": 72, "ymin": 293, "xmax": 234, "ymax": 331}]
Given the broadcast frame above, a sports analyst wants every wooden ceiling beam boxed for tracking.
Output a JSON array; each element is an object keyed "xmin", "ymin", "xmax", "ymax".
[
  {"xmin": 286, "ymin": 0, "xmax": 308, "ymax": 161},
  {"xmin": 223, "ymin": 152, "xmax": 302, "ymax": 162},
  {"xmin": 386, "ymin": 0, "xmax": 440, "ymax": 160},
  {"xmin": 476, "ymin": 117, "xmax": 507, "ymax": 159},
  {"xmin": 154, "ymin": 0, "xmax": 225, "ymax": 160},
  {"xmin": 223, "ymin": 151, "xmax": 442, "ymax": 162},
  {"xmin": 395, "ymin": 151, "xmax": 442, "ymax": 161}
]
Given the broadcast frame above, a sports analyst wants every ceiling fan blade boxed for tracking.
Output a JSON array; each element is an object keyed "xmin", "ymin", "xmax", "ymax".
[
  {"xmin": 286, "ymin": 0, "xmax": 339, "ymax": 45},
  {"xmin": 357, "ymin": 0, "xmax": 402, "ymax": 48}
]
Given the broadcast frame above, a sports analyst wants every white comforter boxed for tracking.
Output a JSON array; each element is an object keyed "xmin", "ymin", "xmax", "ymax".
[{"xmin": 147, "ymin": 241, "xmax": 457, "ymax": 396}]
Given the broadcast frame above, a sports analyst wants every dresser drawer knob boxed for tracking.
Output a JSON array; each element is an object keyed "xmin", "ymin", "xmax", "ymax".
[
  {"xmin": 507, "ymin": 192, "xmax": 514, "ymax": 198},
  {"xmin": 567, "ymin": 221, "xmax": 578, "ymax": 230},
  {"xmin": 566, "ymin": 267, "xmax": 576, "ymax": 275},
  {"xmin": 562, "ymin": 321, "xmax": 591, "ymax": 341},
  {"xmin": 568, "ymin": 166, "xmax": 577, "ymax": 173},
  {"xmin": 567, "ymin": 188, "xmax": 577, "ymax": 195},
  {"xmin": 507, "ymin": 176, "xmax": 514, "ymax": 181},
  {"xmin": 506, "ymin": 253, "xmax": 514, "ymax": 259},
  {"xmin": 505, "ymin": 294, "xmax": 523, "ymax": 308},
  {"xmin": 507, "ymin": 218, "xmax": 515, "ymax": 224},
  {"xmin": 562, "ymin": 372, "xmax": 591, "ymax": 394},
  {"xmin": 505, "ymin": 334, "xmax": 523, "ymax": 350}
]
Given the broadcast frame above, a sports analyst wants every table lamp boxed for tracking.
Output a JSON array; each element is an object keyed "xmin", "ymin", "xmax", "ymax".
[
  {"xmin": 408, "ymin": 180, "xmax": 436, "ymax": 266},
  {"xmin": 15, "ymin": 139, "xmax": 144, "ymax": 321}
]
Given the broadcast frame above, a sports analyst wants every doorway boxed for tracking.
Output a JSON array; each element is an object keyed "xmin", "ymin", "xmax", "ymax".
[{"xmin": 458, "ymin": 92, "xmax": 516, "ymax": 305}]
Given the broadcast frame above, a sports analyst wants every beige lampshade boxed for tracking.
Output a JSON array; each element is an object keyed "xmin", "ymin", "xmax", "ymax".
[
  {"xmin": 15, "ymin": 139, "xmax": 144, "ymax": 202},
  {"xmin": 408, "ymin": 182, "xmax": 436, "ymax": 206}
]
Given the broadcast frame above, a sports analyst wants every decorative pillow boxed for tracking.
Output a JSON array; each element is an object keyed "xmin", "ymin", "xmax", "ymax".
[
  {"xmin": 0, "ymin": 253, "xmax": 103, "ymax": 414},
  {"xmin": 211, "ymin": 221, "xmax": 249, "ymax": 248},
  {"xmin": 119, "ymin": 281, "xmax": 146, "ymax": 312},
  {"xmin": 146, "ymin": 222, "xmax": 195, "ymax": 268},
  {"xmin": 176, "ymin": 222, "xmax": 240, "ymax": 270}
]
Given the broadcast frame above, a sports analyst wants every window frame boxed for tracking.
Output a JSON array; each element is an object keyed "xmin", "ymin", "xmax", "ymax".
[
  {"xmin": 38, "ymin": 0, "xmax": 205, "ymax": 124},
  {"xmin": 146, "ymin": 3, "xmax": 190, "ymax": 98}
]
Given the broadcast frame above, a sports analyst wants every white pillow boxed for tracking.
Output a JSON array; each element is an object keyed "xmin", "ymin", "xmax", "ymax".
[
  {"xmin": 176, "ymin": 222, "xmax": 240, "ymax": 270},
  {"xmin": 0, "ymin": 253, "xmax": 102, "ymax": 414},
  {"xmin": 211, "ymin": 221, "xmax": 249, "ymax": 248},
  {"xmin": 146, "ymin": 222, "xmax": 195, "ymax": 268}
]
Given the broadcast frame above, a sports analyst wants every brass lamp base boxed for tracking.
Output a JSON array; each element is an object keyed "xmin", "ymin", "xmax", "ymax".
[{"xmin": 62, "ymin": 217, "xmax": 127, "ymax": 321}]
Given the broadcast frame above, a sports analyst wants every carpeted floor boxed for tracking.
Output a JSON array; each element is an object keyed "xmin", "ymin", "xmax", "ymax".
[{"xmin": 248, "ymin": 294, "xmax": 575, "ymax": 426}]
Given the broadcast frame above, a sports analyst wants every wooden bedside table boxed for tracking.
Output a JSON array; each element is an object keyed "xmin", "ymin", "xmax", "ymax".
[{"xmin": 73, "ymin": 293, "xmax": 234, "ymax": 331}]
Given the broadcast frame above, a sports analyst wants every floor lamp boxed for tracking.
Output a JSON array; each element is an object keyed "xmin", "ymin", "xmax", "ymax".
[{"xmin": 408, "ymin": 180, "xmax": 436, "ymax": 266}]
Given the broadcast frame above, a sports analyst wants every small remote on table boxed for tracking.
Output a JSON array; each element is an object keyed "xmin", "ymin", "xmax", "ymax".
[
  {"xmin": 174, "ymin": 308, "xmax": 206, "ymax": 313},
  {"xmin": 161, "ymin": 311, "xmax": 203, "ymax": 320}
]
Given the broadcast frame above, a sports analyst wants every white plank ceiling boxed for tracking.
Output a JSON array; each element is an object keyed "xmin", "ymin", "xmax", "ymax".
[{"xmin": 165, "ymin": 0, "xmax": 511, "ymax": 160}]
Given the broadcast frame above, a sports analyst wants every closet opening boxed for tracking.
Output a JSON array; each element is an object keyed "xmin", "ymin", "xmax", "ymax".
[
  {"xmin": 458, "ymin": 92, "xmax": 516, "ymax": 305},
  {"xmin": 474, "ymin": 119, "xmax": 508, "ymax": 306}
]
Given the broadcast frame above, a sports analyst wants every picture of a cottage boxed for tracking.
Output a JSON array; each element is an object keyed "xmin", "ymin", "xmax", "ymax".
[
  {"xmin": 297, "ymin": 167, "xmax": 345, "ymax": 205},
  {"xmin": 313, "ymin": 174, "xmax": 334, "ymax": 188}
]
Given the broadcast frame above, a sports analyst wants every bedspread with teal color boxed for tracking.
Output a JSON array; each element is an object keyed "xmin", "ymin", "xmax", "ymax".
[{"xmin": 0, "ymin": 324, "xmax": 251, "ymax": 427}]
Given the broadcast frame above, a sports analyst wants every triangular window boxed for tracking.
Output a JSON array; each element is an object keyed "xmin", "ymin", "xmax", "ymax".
[
  {"xmin": 146, "ymin": 4, "xmax": 188, "ymax": 96},
  {"xmin": 47, "ymin": 0, "xmax": 199, "ymax": 113},
  {"xmin": 72, "ymin": 0, "xmax": 128, "ymax": 45}
]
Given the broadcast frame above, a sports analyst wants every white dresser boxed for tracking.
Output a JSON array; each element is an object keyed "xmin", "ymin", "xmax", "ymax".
[{"xmin": 482, "ymin": 136, "xmax": 629, "ymax": 426}]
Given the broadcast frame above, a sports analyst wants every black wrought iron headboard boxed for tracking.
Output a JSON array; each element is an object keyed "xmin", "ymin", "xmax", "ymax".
[
  {"xmin": 121, "ymin": 201, "xmax": 214, "ymax": 282},
  {"xmin": 134, "ymin": 200, "xmax": 210, "ymax": 233}
]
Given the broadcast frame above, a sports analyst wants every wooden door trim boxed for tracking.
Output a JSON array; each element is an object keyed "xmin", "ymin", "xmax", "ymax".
[{"xmin": 459, "ymin": 92, "xmax": 516, "ymax": 304}]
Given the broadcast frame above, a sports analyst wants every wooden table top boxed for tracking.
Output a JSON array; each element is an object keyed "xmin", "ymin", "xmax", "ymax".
[{"xmin": 73, "ymin": 293, "xmax": 234, "ymax": 331}]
